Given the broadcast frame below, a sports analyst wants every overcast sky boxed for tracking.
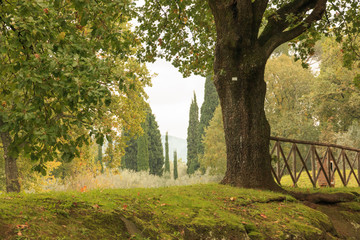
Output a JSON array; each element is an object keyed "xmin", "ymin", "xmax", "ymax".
[{"xmin": 145, "ymin": 59, "xmax": 205, "ymax": 139}]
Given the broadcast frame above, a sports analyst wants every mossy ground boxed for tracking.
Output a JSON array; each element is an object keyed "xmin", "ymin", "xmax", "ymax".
[{"xmin": 0, "ymin": 184, "xmax": 359, "ymax": 239}]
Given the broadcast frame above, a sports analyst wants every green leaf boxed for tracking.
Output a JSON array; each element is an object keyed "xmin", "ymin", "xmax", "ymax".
[
  {"xmin": 96, "ymin": 134, "xmax": 104, "ymax": 145},
  {"xmin": 354, "ymin": 74, "xmax": 360, "ymax": 89}
]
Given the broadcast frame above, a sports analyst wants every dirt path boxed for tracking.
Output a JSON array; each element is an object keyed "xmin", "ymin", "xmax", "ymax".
[{"xmin": 307, "ymin": 203, "xmax": 360, "ymax": 240}]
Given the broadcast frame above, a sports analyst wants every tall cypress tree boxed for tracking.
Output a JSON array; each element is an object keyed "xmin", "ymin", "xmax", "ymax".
[
  {"xmin": 147, "ymin": 111, "xmax": 164, "ymax": 176},
  {"xmin": 164, "ymin": 132, "xmax": 170, "ymax": 173},
  {"xmin": 173, "ymin": 150, "xmax": 178, "ymax": 180},
  {"xmin": 199, "ymin": 76, "xmax": 219, "ymax": 154},
  {"xmin": 187, "ymin": 92, "xmax": 200, "ymax": 174},
  {"xmin": 122, "ymin": 133, "xmax": 138, "ymax": 171},
  {"xmin": 136, "ymin": 127, "xmax": 149, "ymax": 171}
]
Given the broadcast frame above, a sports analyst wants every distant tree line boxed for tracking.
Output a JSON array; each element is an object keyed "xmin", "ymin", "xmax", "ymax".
[{"xmin": 122, "ymin": 108, "xmax": 164, "ymax": 176}]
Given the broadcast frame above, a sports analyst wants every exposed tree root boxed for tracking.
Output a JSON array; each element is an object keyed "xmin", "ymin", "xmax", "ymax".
[
  {"xmin": 290, "ymin": 191, "xmax": 356, "ymax": 204},
  {"xmin": 119, "ymin": 216, "xmax": 142, "ymax": 237}
]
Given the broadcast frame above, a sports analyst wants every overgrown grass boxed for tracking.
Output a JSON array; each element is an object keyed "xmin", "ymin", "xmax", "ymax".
[
  {"xmin": 21, "ymin": 169, "xmax": 223, "ymax": 193},
  {"xmin": 0, "ymin": 184, "xmax": 340, "ymax": 240}
]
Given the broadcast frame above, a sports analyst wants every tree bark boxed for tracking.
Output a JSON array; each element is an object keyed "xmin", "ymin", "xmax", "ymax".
[
  {"xmin": 214, "ymin": 59, "xmax": 281, "ymax": 190},
  {"xmin": 209, "ymin": 1, "xmax": 281, "ymax": 191},
  {"xmin": 0, "ymin": 118, "xmax": 20, "ymax": 193}
]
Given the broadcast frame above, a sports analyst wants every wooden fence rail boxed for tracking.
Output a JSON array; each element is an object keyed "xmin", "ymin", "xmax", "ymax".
[{"xmin": 269, "ymin": 136, "xmax": 360, "ymax": 187}]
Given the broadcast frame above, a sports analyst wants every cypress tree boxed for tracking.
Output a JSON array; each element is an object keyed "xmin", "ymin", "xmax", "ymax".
[
  {"xmin": 199, "ymin": 75, "xmax": 219, "ymax": 154},
  {"xmin": 173, "ymin": 150, "xmax": 178, "ymax": 180},
  {"xmin": 122, "ymin": 134, "xmax": 138, "ymax": 171},
  {"xmin": 164, "ymin": 132, "xmax": 170, "ymax": 173},
  {"xmin": 147, "ymin": 111, "xmax": 164, "ymax": 176},
  {"xmin": 187, "ymin": 92, "xmax": 200, "ymax": 174},
  {"xmin": 136, "ymin": 129, "xmax": 149, "ymax": 171}
]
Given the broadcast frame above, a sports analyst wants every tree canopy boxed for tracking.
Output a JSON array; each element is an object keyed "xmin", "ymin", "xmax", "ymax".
[
  {"xmin": 0, "ymin": 0, "xmax": 149, "ymax": 163},
  {"xmin": 0, "ymin": 0, "xmax": 150, "ymax": 191},
  {"xmin": 136, "ymin": 0, "xmax": 360, "ymax": 77}
]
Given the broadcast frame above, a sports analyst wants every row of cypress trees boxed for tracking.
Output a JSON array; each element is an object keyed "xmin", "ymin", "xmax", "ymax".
[
  {"xmin": 122, "ymin": 108, "xmax": 165, "ymax": 176},
  {"xmin": 122, "ymin": 108, "xmax": 179, "ymax": 178},
  {"xmin": 187, "ymin": 76, "xmax": 219, "ymax": 174},
  {"xmin": 164, "ymin": 132, "xmax": 178, "ymax": 179}
]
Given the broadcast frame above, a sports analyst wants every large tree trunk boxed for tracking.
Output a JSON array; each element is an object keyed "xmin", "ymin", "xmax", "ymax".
[
  {"xmin": 0, "ymin": 118, "xmax": 20, "ymax": 193},
  {"xmin": 209, "ymin": 1, "xmax": 281, "ymax": 191},
  {"xmin": 215, "ymin": 62, "xmax": 280, "ymax": 190}
]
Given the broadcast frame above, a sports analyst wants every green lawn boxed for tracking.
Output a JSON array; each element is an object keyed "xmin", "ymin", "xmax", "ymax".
[
  {"xmin": 0, "ymin": 184, "xmax": 349, "ymax": 239},
  {"xmin": 280, "ymin": 170, "xmax": 360, "ymax": 188}
]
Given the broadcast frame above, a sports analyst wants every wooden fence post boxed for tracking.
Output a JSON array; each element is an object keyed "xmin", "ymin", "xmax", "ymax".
[
  {"xmin": 293, "ymin": 144, "xmax": 297, "ymax": 186},
  {"xmin": 311, "ymin": 145, "xmax": 316, "ymax": 187},
  {"xmin": 358, "ymin": 152, "xmax": 360, "ymax": 187}
]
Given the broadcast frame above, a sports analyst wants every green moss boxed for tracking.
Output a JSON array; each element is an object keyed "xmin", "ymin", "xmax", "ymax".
[
  {"xmin": 339, "ymin": 201, "xmax": 360, "ymax": 211},
  {"xmin": 0, "ymin": 184, "xmax": 353, "ymax": 239}
]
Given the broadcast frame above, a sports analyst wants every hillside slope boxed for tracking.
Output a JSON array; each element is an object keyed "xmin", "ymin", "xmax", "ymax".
[{"xmin": 0, "ymin": 184, "xmax": 359, "ymax": 239}]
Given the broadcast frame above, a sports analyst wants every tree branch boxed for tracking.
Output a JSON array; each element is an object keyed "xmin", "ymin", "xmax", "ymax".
[
  {"xmin": 261, "ymin": 0, "xmax": 327, "ymax": 57},
  {"xmin": 259, "ymin": 0, "xmax": 326, "ymax": 45},
  {"xmin": 252, "ymin": 0, "xmax": 269, "ymax": 41}
]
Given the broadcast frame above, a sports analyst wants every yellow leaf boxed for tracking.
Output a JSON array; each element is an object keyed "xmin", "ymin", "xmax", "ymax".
[{"xmin": 58, "ymin": 32, "xmax": 66, "ymax": 41}]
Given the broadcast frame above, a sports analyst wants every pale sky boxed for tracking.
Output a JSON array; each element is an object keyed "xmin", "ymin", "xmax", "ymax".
[{"xmin": 145, "ymin": 59, "xmax": 205, "ymax": 139}]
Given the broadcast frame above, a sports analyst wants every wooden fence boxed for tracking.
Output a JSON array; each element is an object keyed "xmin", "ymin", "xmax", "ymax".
[{"xmin": 270, "ymin": 136, "xmax": 360, "ymax": 187}]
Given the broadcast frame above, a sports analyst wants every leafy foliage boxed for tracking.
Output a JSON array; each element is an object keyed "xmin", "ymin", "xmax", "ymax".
[
  {"xmin": 310, "ymin": 38, "xmax": 360, "ymax": 140},
  {"xmin": 265, "ymin": 54, "xmax": 319, "ymax": 141},
  {"xmin": 200, "ymin": 106, "xmax": 226, "ymax": 175},
  {"xmin": 136, "ymin": 0, "xmax": 215, "ymax": 77},
  {"xmin": 0, "ymin": 0, "xmax": 150, "ymax": 173},
  {"xmin": 136, "ymin": 1, "xmax": 360, "ymax": 77}
]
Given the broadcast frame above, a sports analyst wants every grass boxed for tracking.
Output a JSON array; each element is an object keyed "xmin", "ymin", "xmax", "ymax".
[
  {"xmin": 0, "ymin": 184, "xmax": 349, "ymax": 240},
  {"xmin": 280, "ymin": 170, "xmax": 360, "ymax": 188}
]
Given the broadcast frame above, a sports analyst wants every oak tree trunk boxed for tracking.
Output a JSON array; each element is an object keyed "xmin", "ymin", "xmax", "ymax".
[
  {"xmin": 210, "ymin": 1, "xmax": 281, "ymax": 191},
  {"xmin": 0, "ymin": 118, "xmax": 20, "ymax": 193},
  {"xmin": 214, "ymin": 62, "xmax": 280, "ymax": 190}
]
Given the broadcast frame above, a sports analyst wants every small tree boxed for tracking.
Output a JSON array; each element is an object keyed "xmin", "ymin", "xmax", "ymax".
[
  {"xmin": 164, "ymin": 132, "xmax": 170, "ymax": 173},
  {"xmin": 200, "ymin": 106, "xmax": 226, "ymax": 175},
  {"xmin": 187, "ymin": 93, "xmax": 200, "ymax": 174},
  {"xmin": 173, "ymin": 150, "xmax": 178, "ymax": 180}
]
